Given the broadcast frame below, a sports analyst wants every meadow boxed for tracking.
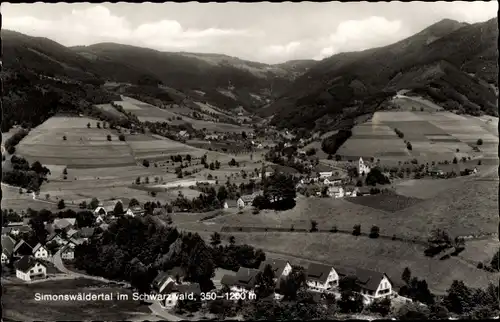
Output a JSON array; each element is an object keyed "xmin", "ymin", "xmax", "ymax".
[
  {"xmin": 212, "ymin": 232, "xmax": 499, "ymax": 294},
  {"xmin": 2, "ymin": 278, "xmax": 150, "ymax": 321}
]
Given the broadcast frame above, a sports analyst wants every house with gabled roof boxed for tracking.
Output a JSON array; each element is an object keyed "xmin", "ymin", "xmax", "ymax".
[
  {"xmin": 2, "ymin": 235, "xmax": 16, "ymax": 264},
  {"xmin": 32, "ymin": 243, "xmax": 50, "ymax": 259},
  {"xmin": 152, "ymin": 267, "xmax": 185, "ymax": 293},
  {"xmin": 336, "ymin": 266, "xmax": 393, "ymax": 304},
  {"xmin": 14, "ymin": 255, "xmax": 47, "ymax": 281},
  {"xmin": 94, "ymin": 200, "xmax": 124, "ymax": 217},
  {"xmin": 46, "ymin": 232, "xmax": 66, "ymax": 246},
  {"xmin": 13, "ymin": 239, "xmax": 33, "ymax": 257},
  {"xmin": 259, "ymin": 259, "xmax": 292, "ymax": 281},
  {"xmin": 221, "ymin": 267, "xmax": 261, "ymax": 294},
  {"xmin": 306, "ymin": 263, "xmax": 339, "ymax": 292},
  {"xmin": 53, "ymin": 218, "xmax": 76, "ymax": 231},
  {"xmin": 61, "ymin": 245, "xmax": 75, "ymax": 260}
]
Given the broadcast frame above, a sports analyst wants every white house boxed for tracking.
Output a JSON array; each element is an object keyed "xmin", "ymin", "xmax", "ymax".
[
  {"xmin": 61, "ymin": 246, "xmax": 74, "ymax": 260},
  {"xmin": 14, "ymin": 256, "xmax": 47, "ymax": 282},
  {"xmin": 32, "ymin": 243, "xmax": 50, "ymax": 259},
  {"xmin": 327, "ymin": 186, "xmax": 345, "ymax": 198},
  {"xmin": 358, "ymin": 158, "xmax": 371, "ymax": 176},
  {"xmin": 323, "ymin": 177, "xmax": 342, "ymax": 186},
  {"xmin": 1, "ymin": 235, "xmax": 16, "ymax": 264},
  {"xmin": 306, "ymin": 263, "xmax": 339, "ymax": 292},
  {"xmin": 319, "ymin": 171, "xmax": 333, "ymax": 179},
  {"xmin": 237, "ymin": 198, "xmax": 245, "ymax": 209},
  {"xmin": 337, "ymin": 266, "xmax": 393, "ymax": 304}
]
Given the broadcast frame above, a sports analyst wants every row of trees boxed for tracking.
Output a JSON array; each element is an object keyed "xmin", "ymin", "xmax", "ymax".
[{"xmin": 2, "ymin": 156, "xmax": 51, "ymax": 191}]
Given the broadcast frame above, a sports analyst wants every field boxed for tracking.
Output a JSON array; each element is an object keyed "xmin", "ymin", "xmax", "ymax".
[
  {"xmin": 115, "ymin": 96, "xmax": 252, "ymax": 133},
  {"xmin": 200, "ymin": 172, "xmax": 498, "ymax": 240},
  {"xmin": 2, "ymin": 278, "xmax": 150, "ymax": 321},
  {"xmin": 212, "ymin": 232, "xmax": 499, "ymax": 294},
  {"xmin": 337, "ymin": 108, "xmax": 498, "ymax": 164},
  {"xmin": 94, "ymin": 104, "xmax": 127, "ymax": 120}
]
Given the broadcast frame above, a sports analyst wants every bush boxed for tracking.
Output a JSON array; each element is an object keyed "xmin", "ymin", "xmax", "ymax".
[
  {"xmin": 106, "ymin": 135, "xmax": 112, "ymax": 141},
  {"xmin": 477, "ymin": 262, "xmax": 484, "ymax": 269},
  {"xmin": 476, "ymin": 138, "xmax": 483, "ymax": 146},
  {"xmin": 310, "ymin": 220, "xmax": 318, "ymax": 232},
  {"xmin": 330, "ymin": 225, "xmax": 338, "ymax": 233},
  {"xmin": 452, "ymin": 157, "xmax": 458, "ymax": 164},
  {"xmin": 477, "ymin": 160, "xmax": 482, "ymax": 165},
  {"xmin": 142, "ymin": 159, "xmax": 150, "ymax": 167},
  {"xmin": 118, "ymin": 134, "xmax": 126, "ymax": 141},
  {"xmin": 406, "ymin": 142, "xmax": 413, "ymax": 150},
  {"xmin": 369, "ymin": 225, "xmax": 380, "ymax": 238},
  {"xmin": 57, "ymin": 199, "xmax": 66, "ymax": 209}
]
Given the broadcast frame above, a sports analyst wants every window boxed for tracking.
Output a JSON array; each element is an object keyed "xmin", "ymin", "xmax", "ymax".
[{"xmin": 39, "ymin": 268, "xmax": 42, "ymax": 273}]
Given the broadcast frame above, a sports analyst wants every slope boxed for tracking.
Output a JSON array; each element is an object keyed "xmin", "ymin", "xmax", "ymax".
[{"xmin": 265, "ymin": 18, "xmax": 498, "ymax": 130}]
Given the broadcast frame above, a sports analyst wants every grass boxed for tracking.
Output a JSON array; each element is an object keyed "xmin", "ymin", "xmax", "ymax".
[
  {"xmin": 345, "ymin": 192, "xmax": 423, "ymax": 213},
  {"xmin": 213, "ymin": 232, "xmax": 499, "ymax": 294},
  {"xmin": 2, "ymin": 278, "xmax": 150, "ymax": 321},
  {"xmin": 206, "ymin": 174, "xmax": 497, "ymax": 240}
]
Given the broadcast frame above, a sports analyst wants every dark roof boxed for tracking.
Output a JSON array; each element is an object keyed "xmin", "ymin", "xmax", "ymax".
[
  {"xmin": 224, "ymin": 267, "xmax": 261, "ymax": 289},
  {"xmin": 13, "ymin": 240, "xmax": 33, "ymax": 253},
  {"xmin": 78, "ymin": 227, "xmax": 95, "ymax": 238},
  {"xmin": 2, "ymin": 227, "xmax": 12, "ymax": 234},
  {"xmin": 259, "ymin": 259, "xmax": 289, "ymax": 277},
  {"xmin": 2, "ymin": 235, "xmax": 16, "ymax": 256},
  {"xmin": 14, "ymin": 255, "xmax": 44, "ymax": 272},
  {"xmin": 336, "ymin": 266, "xmax": 390, "ymax": 292},
  {"xmin": 357, "ymin": 187, "xmax": 372, "ymax": 194},
  {"xmin": 153, "ymin": 271, "xmax": 172, "ymax": 290},
  {"xmin": 173, "ymin": 283, "xmax": 201, "ymax": 295},
  {"xmin": 306, "ymin": 263, "xmax": 334, "ymax": 284}
]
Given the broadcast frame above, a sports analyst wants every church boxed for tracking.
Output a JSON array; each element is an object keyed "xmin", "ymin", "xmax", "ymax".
[{"xmin": 358, "ymin": 157, "xmax": 371, "ymax": 176}]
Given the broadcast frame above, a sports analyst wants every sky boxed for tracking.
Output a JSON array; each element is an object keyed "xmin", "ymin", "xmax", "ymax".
[{"xmin": 2, "ymin": 2, "xmax": 498, "ymax": 64}]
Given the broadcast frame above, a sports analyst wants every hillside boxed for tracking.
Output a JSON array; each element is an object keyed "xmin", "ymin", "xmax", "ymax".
[{"xmin": 265, "ymin": 18, "xmax": 498, "ymax": 130}]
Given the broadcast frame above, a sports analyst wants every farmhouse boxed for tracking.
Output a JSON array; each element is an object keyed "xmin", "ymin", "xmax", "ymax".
[
  {"xmin": 315, "ymin": 164, "xmax": 334, "ymax": 179},
  {"xmin": 259, "ymin": 259, "xmax": 292, "ymax": 281},
  {"xmin": 1, "ymin": 235, "xmax": 16, "ymax": 264},
  {"xmin": 336, "ymin": 266, "xmax": 393, "ymax": 303},
  {"xmin": 327, "ymin": 186, "xmax": 345, "ymax": 198},
  {"xmin": 358, "ymin": 157, "xmax": 371, "ymax": 176},
  {"xmin": 306, "ymin": 263, "xmax": 339, "ymax": 292},
  {"xmin": 221, "ymin": 267, "xmax": 261, "ymax": 294},
  {"xmin": 94, "ymin": 200, "xmax": 124, "ymax": 216},
  {"xmin": 61, "ymin": 246, "xmax": 75, "ymax": 260},
  {"xmin": 32, "ymin": 243, "xmax": 50, "ymax": 259},
  {"xmin": 53, "ymin": 218, "xmax": 76, "ymax": 231},
  {"xmin": 323, "ymin": 176, "xmax": 342, "ymax": 186},
  {"xmin": 14, "ymin": 256, "xmax": 47, "ymax": 282}
]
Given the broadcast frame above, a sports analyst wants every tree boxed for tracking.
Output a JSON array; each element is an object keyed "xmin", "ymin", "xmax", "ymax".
[
  {"xmin": 63, "ymin": 168, "xmax": 68, "ymax": 175},
  {"xmin": 90, "ymin": 197, "xmax": 99, "ymax": 210},
  {"xmin": 263, "ymin": 173, "xmax": 297, "ymax": 210},
  {"xmin": 215, "ymin": 160, "xmax": 221, "ymax": 169},
  {"xmin": 368, "ymin": 297, "xmax": 392, "ymax": 316},
  {"xmin": 63, "ymin": 135, "xmax": 67, "ymax": 141},
  {"xmin": 113, "ymin": 201, "xmax": 124, "ymax": 215},
  {"xmin": 352, "ymin": 224, "xmax": 361, "ymax": 236},
  {"xmin": 57, "ymin": 199, "xmax": 66, "ymax": 209},
  {"xmin": 185, "ymin": 154, "xmax": 192, "ymax": 163},
  {"xmin": 96, "ymin": 122, "xmax": 101, "ymax": 129},
  {"xmin": 210, "ymin": 232, "xmax": 221, "ymax": 247},
  {"xmin": 452, "ymin": 157, "xmax": 458, "ymax": 164},
  {"xmin": 135, "ymin": 177, "xmax": 141, "ymax": 184},
  {"xmin": 118, "ymin": 134, "xmax": 125, "ymax": 141},
  {"xmin": 365, "ymin": 167, "xmax": 390, "ymax": 186},
  {"xmin": 217, "ymin": 186, "xmax": 228, "ymax": 202},
  {"xmin": 477, "ymin": 139, "xmax": 483, "ymax": 146},
  {"xmin": 310, "ymin": 220, "xmax": 318, "ymax": 232},
  {"xmin": 347, "ymin": 167, "xmax": 359, "ymax": 180},
  {"xmin": 396, "ymin": 303, "xmax": 431, "ymax": 320},
  {"xmin": 338, "ymin": 276, "xmax": 363, "ymax": 313},
  {"xmin": 443, "ymin": 280, "xmax": 473, "ymax": 315},
  {"xmin": 369, "ymin": 225, "xmax": 380, "ymax": 238},
  {"xmin": 107, "ymin": 135, "xmax": 112, "ymax": 141},
  {"xmin": 427, "ymin": 228, "xmax": 452, "ymax": 249},
  {"xmin": 87, "ymin": 122, "xmax": 91, "ymax": 128},
  {"xmin": 255, "ymin": 264, "xmax": 276, "ymax": 298},
  {"xmin": 228, "ymin": 236, "xmax": 236, "ymax": 245},
  {"xmin": 490, "ymin": 248, "xmax": 499, "ymax": 270},
  {"xmin": 129, "ymin": 198, "xmax": 140, "ymax": 208},
  {"xmin": 279, "ymin": 266, "xmax": 307, "ymax": 300},
  {"xmin": 402, "ymin": 267, "xmax": 412, "ymax": 285},
  {"xmin": 142, "ymin": 159, "xmax": 150, "ymax": 167},
  {"xmin": 145, "ymin": 177, "xmax": 150, "ymax": 184},
  {"xmin": 209, "ymin": 162, "xmax": 215, "ymax": 170}
]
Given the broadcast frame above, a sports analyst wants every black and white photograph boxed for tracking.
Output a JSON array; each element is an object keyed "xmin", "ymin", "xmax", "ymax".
[{"xmin": 1, "ymin": 1, "xmax": 499, "ymax": 320}]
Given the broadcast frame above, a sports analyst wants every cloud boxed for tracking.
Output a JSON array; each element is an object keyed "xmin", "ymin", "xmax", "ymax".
[
  {"xmin": 263, "ymin": 41, "xmax": 302, "ymax": 57},
  {"xmin": 3, "ymin": 5, "xmax": 254, "ymax": 50},
  {"xmin": 315, "ymin": 16, "xmax": 407, "ymax": 60}
]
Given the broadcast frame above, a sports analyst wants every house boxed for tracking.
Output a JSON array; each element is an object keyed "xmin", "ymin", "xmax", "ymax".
[
  {"xmin": 95, "ymin": 215, "xmax": 105, "ymax": 224},
  {"xmin": 323, "ymin": 176, "xmax": 342, "ymax": 186},
  {"xmin": 358, "ymin": 158, "xmax": 371, "ymax": 176},
  {"xmin": 306, "ymin": 263, "xmax": 339, "ymax": 292},
  {"xmin": 162, "ymin": 283, "xmax": 202, "ymax": 308},
  {"xmin": 237, "ymin": 197, "xmax": 245, "ymax": 209},
  {"xmin": 1, "ymin": 235, "xmax": 16, "ymax": 264},
  {"xmin": 7, "ymin": 225, "xmax": 31, "ymax": 236},
  {"xmin": 259, "ymin": 259, "xmax": 292, "ymax": 281},
  {"xmin": 66, "ymin": 228, "xmax": 78, "ymax": 238},
  {"xmin": 177, "ymin": 131, "xmax": 190, "ymax": 139},
  {"xmin": 53, "ymin": 218, "xmax": 76, "ymax": 231},
  {"xmin": 13, "ymin": 240, "xmax": 33, "ymax": 257},
  {"xmin": 93, "ymin": 199, "xmax": 124, "ymax": 217},
  {"xmin": 61, "ymin": 246, "xmax": 75, "ymax": 260},
  {"xmin": 327, "ymin": 186, "xmax": 345, "ymax": 198},
  {"xmin": 66, "ymin": 237, "xmax": 83, "ymax": 248},
  {"xmin": 129, "ymin": 206, "xmax": 145, "ymax": 216},
  {"xmin": 76, "ymin": 227, "xmax": 95, "ymax": 240},
  {"xmin": 46, "ymin": 232, "xmax": 66, "ymax": 246},
  {"xmin": 224, "ymin": 200, "xmax": 238, "ymax": 209},
  {"xmin": 315, "ymin": 164, "xmax": 334, "ymax": 178},
  {"xmin": 32, "ymin": 243, "xmax": 50, "ymax": 259},
  {"xmin": 2, "ymin": 227, "xmax": 13, "ymax": 236},
  {"xmin": 152, "ymin": 267, "xmax": 185, "ymax": 293},
  {"xmin": 221, "ymin": 267, "xmax": 261, "ymax": 294},
  {"xmin": 14, "ymin": 255, "xmax": 47, "ymax": 282},
  {"xmin": 336, "ymin": 266, "xmax": 393, "ymax": 304}
]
